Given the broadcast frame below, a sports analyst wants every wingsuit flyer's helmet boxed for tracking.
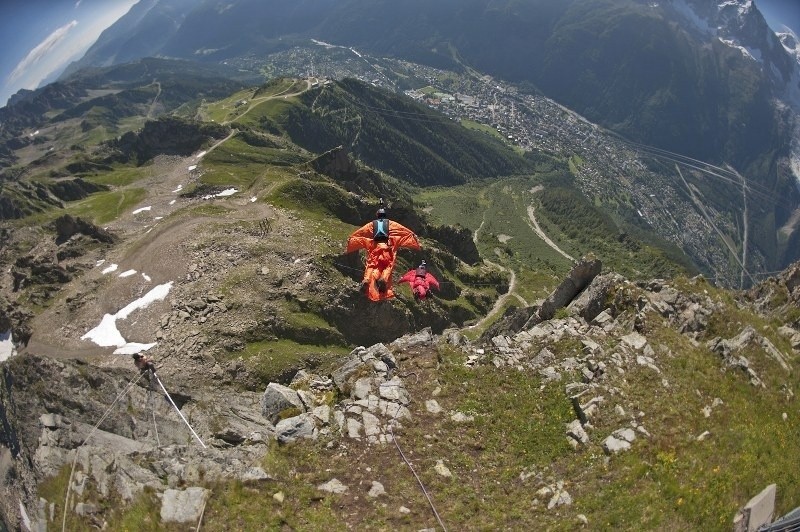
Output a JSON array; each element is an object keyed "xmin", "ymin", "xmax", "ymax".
[{"xmin": 376, "ymin": 208, "xmax": 387, "ymax": 218}]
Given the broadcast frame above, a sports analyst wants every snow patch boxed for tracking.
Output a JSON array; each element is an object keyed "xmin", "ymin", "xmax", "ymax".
[
  {"xmin": 719, "ymin": 37, "xmax": 761, "ymax": 61},
  {"xmin": 778, "ymin": 31, "xmax": 800, "ymax": 109},
  {"xmin": 188, "ymin": 165, "xmax": 197, "ymax": 171},
  {"xmin": 202, "ymin": 188, "xmax": 237, "ymax": 199},
  {"xmin": 172, "ymin": 184, "xmax": 183, "ymax": 193},
  {"xmin": 102, "ymin": 263, "xmax": 118, "ymax": 274},
  {"xmin": 250, "ymin": 196, "xmax": 257, "ymax": 202},
  {"xmin": 132, "ymin": 206, "xmax": 152, "ymax": 214},
  {"xmin": 0, "ymin": 330, "xmax": 16, "ymax": 362},
  {"xmin": 114, "ymin": 342, "xmax": 157, "ymax": 355},
  {"xmin": 119, "ymin": 269, "xmax": 137, "ymax": 278},
  {"xmin": 142, "ymin": 272, "xmax": 151, "ymax": 282},
  {"xmin": 671, "ymin": 0, "xmax": 713, "ymax": 35},
  {"xmin": 169, "ymin": 199, "xmax": 176, "ymax": 205},
  {"xmin": 81, "ymin": 281, "xmax": 173, "ymax": 353}
]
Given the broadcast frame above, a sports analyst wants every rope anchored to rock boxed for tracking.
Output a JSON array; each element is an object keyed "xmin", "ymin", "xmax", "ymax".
[
  {"xmin": 62, "ymin": 371, "xmax": 147, "ymax": 532},
  {"xmin": 61, "ymin": 358, "xmax": 206, "ymax": 531},
  {"xmin": 152, "ymin": 370, "xmax": 207, "ymax": 449},
  {"xmin": 388, "ymin": 424, "xmax": 448, "ymax": 532}
]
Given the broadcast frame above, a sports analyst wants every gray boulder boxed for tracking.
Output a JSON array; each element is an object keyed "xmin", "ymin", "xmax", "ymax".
[
  {"xmin": 527, "ymin": 256, "xmax": 602, "ymax": 328},
  {"xmin": 261, "ymin": 383, "xmax": 304, "ymax": 424},
  {"xmin": 160, "ymin": 487, "xmax": 210, "ymax": 524}
]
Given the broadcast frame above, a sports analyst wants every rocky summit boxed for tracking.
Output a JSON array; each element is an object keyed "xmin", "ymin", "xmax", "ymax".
[{"xmin": 1, "ymin": 255, "xmax": 799, "ymax": 530}]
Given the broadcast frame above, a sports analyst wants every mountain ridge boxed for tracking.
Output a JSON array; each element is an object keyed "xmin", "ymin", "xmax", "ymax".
[
  {"xmin": 59, "ymin": 0, "xmax": 800, "ymax": 164},
  {"xmin": 38, "ymin": 0, "xmax": 800, "ymax": 282}
]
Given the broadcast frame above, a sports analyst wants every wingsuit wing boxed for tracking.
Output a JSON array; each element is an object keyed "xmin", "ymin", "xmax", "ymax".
[
  {"xmin": 398, "ymin": 269, "xmax": 416, "ymax": 285},
  {"xmin": 346, "ymin": 222, "xmax": 375, "ymax": 253},
  {"xmin": 387, "ymin": 221, "xmax": 421, "ymax": 251}
]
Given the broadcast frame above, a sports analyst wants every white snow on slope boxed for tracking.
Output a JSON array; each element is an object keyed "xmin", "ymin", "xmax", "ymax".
[
  {"xmin": 81, "ymin": 281, "xmax": 173, "ymax": 354},
  {"xmin": 719, "ymin": 37, "xmax": 762, "ymax": 61},
  {"xmin": 202, "ymin": 188, "xmax": 237, "ymax": 199},
  {"xmin": 0, "ymin": 330, "xmax": 16, "ymax": 362},
  {"xmin": 673, "ymin": 0, "xmax": 713, "ymax": 34}
]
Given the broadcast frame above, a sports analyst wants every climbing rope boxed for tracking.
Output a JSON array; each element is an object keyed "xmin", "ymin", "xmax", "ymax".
[
  {"xmin": 153, "ymin": 371, "xmax": 207, "ymax": 448},
  {"xmin": 147, "ymin": 382, "xmax": 161, "ymax": 448},
  {"xmin": 151, "ymin": 407, "xmax": 161, "ymax": 448},
  {"xmin": 387, "ymin": 425, "xmax": 448, "ymax": 532},
  {"xmin": 61, "ymin": 371, "xmax": 147, "ymax": 532},
  {"xmin": 60, "ymin": 362, "xmax": 208, "ymax": 530},
  {"xmin": 196, "ymin": 497, "xmax": 207, "ymax": 531}
]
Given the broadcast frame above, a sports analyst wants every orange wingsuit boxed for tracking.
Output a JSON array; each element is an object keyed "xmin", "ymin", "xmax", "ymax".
[
  {"xmin": 346, "ymin": 211, "xmax": 420, "ymax": 302},
  {"xmin": 398, "ymin": 262, "xmax": 440, "ymax": 300}
]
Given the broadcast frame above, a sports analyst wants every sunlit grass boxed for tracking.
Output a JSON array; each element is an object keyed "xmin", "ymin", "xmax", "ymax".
[
  {"xmin": 236, "ymin": 339, "xmax": 350, "ymax": 384},
  {"xmin": 84, "ymin": 165, "xmax": 151, "ymax": 187},
  {"xmin": 200, "ymin": 137, "xmax": 307, "ymax": 189},
  {"xmin": 460, "ymin": 118, "xmax": 503, "ymax": 140},
  {"xmin": 65, "ymin": 188, "xmax": 147, "ymax": 224}
]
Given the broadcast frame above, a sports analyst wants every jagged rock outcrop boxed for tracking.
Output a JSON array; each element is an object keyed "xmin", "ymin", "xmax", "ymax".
[
  {"xmin": 482, "ymin": 255, "xmax": 603, "ymax": 341},
  {"xmin": 0, "ymin": 298, "xmax": 33, "ymax": 348},
  {"xmin": 54, "ymin": 214, "xmax": 115, "ymax": 245},
  {"xmin": 481, "ymin": 305, "xmax": 538, "ymax": 340},
  {"xmin": 0, "ymin": 355, "xmax": 273, "ymax": 531},
  {"xmin": 48, "ymin": 178, "xmax": 107, "ymax": 202},
  {"xmin": 0, "ymin": 181, "xmax": 62, "ymax": 220},
  {"xmin": 0, "ymin": 334, "xmax": 428, "ymax": 529},
  {"xmin": 11, "ymin": 256, "xmax": 72, "ymax": 292},
  {"xmin": 747, "ymin": 261, "xmax": 800, "ymax": 310},
  {"xmin": 528, "ymin": 256, "xmax": 602, "ymax": 327},
  {"xmin": 107, "ymin": 117, "xmax": 230, "ymax": 165},
  {"xmin": 569, "ymin": 272, "xmax": 623, "ymax": 323}
]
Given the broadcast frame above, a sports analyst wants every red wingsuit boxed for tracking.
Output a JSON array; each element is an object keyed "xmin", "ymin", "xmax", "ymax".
[
  {"xmin": 347, "ymin": 219, "xmax": 420, "ymax": 302},
  {"xmin": 399, "ymin": 265, "xmax": 440, "ymax": 300}
]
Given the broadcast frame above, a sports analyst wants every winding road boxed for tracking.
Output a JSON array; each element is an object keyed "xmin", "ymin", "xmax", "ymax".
[{"xmin": 464, "ymin": 217, "xmax": 528, "ymax": 332}]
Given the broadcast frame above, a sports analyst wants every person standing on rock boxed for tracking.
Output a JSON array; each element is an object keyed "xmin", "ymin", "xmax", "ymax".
[
  {"xmin": 398, "ymin": 260, "xmax": 440, "ymax": 300},
  {"xmin": 346, "ymin": 202, "xmax": 420, "ymax": 302}
]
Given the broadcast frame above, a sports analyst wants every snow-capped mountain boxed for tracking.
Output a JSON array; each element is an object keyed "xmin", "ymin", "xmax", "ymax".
[{"xmin": 670, "ymin": 0, "xmax": 800, "ymax": 108}]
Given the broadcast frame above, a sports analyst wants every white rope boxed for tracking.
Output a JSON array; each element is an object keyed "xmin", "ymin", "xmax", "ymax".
[
  {"xmin": 153, "ymin": 372, "xmax": 207, "ymax": 448},
  {"xmin": 146, "ymin": 383, "xmax": 161, "ymax": 447},
  {"xmin": 388, "ymin": 425, "xmax": 448, "ymax": 532},
  {"xmin": 151, "ymin": 407, "xmax": 161, "ymax": 448},
  {"xmin": 61, "ymin": 372, "xmax": 146, "ymax": 532},
  {"xmin": 196, "ymin": 497, "xmax": 207, "ymax": 531}
]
